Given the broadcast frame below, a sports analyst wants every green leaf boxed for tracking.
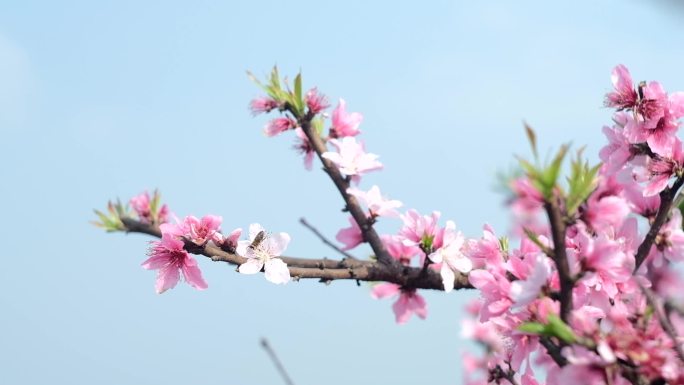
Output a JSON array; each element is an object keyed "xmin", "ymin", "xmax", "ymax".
[
  {"xmin": 539, "ymin": 144, "xmax": 569, "ymax": 199},
  {"xmin": 518, "ymin": 322, "xmax": 546, "ymax": 335},
  {"xmin": 523, "ymin": 227, "xmax": 546, "ymax": 251},
  {"xmin": 524, "ymin": 122, "xmax": 539, "ymax": 161},
  {"xmin": 294, "ymin": 72, "xmax": 303, "ymax": 112},
  {"xmin": 546, "ymin": 315, "xmax": 577, "ymax": 344}
]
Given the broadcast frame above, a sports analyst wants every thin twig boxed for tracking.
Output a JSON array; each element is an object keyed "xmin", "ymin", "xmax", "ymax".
[
  {"xmin": 634, "ymin": 176, "xmax": 684, "ymax": 271},
  {"xmin": 641, "ymin": 285, "xmax": 684, "ymax": 363},
  {"xmin": 299, "ymin": 217, "xmax": 357, "ymax": 260},
  {"xmin": 260, "ymin": 338, "xmax": 295, "ymax": 385}
]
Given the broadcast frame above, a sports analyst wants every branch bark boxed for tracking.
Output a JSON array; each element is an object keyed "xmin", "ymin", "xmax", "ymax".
[
  {"xmin": 543, "ymin": 199, "xmax": 573, "ymax": 323},
  {"xmin": 121, "ymin": 217, "xmax": 471, "ymax": 291},
  {"xmin": 634, "ymin": 176, "xmax": 684, "ymax": 271}
]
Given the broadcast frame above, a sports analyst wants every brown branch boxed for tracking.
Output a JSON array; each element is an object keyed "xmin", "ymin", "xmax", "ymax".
[
  {"xmin": 121, "ymin": 217, "xmax": 471, "ymax": 291},
  {"xmin": 543, "ymin": 199, "xmax": 573, "ymax": 323},
  {"xmin": 299, "ymin": 217, "xmax": 357, "ymax": 260},
  {"xmin": 641, "ymin": 285, "xmax": 684, "ymax": 363},
  {"xmin": 295, "ymin": 110, "xmax": 397, "ymax": 268},
  {"xmin": 634, "ymin": 176, "xmax": 684, "ymax": 271},
  {"xmin": 539, "ymin": 337, "xmax": 567, "ymax": 367},
  {"xmin": 260, "ymin": 338, "xmax": 295, "ymax": 385}
]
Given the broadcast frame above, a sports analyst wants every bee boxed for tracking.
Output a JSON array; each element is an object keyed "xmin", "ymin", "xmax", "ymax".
[{"xmin": 248, "ymin": 230, "xmax": 266, "ymax": 250}]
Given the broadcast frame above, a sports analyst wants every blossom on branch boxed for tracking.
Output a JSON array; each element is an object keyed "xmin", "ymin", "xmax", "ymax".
[
  {"xmin": 237, "ymin": 223, "xmax": 291, "ymax": 285},
  {"xmin": 142, "ymin": 233, "xmax": 208, "ymax": 294},
  {"xmin": 371, "ymin": 283, "xmax": 427, "ymax": 324},
  {"xmin": 330, "ymin": 99, "xmax": 362, "ymax": 138},
  {"xmin": 347, "ymin": 185, "xmax": 402, "ymax": 218},
  {"xmin": 321, "ymin": 137, "xmax": 382, "ymax": 182},
  {"xmin": 427, "ymin": 220, "xmax": 472, "ymax": 292}
]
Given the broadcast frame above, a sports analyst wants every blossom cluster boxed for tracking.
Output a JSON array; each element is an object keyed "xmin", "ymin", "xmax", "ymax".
[{"xmin": 458, "ymin": 65, "xmax": 684, "ymax": 384}]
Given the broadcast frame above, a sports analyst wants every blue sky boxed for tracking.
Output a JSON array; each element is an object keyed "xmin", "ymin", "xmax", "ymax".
[{"xmin": 2, "ymin": 1, "xmax": 684, "ymax": 384}]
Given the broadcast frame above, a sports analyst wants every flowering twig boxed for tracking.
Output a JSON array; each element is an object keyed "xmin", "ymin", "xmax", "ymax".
[
  {"xmin": 634, "ymin": 176, "xmax": 684, "ymax": 271},
  {"xmin": 299, "ymin": 217, "xmax": 357, "ymax": 260},
  {"xmin": 294, "ymin": 109, "xmax": 396, "ymax": 268},
  {"xmin": 120, "ymin": 217, "xmax": 470, "ymax": 290},
  {"xmin": 260, "ymin": 338, "xmax": 296, "ymax": 385}
]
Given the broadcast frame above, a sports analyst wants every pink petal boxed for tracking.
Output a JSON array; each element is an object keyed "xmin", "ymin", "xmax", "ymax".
[
  {"xmin": 155, "ymin": 265, "xmax": 180, "ymax": 294},
  {"xmin": 371, "ymin": 283, "xmax": 400, "ymax": 299}
]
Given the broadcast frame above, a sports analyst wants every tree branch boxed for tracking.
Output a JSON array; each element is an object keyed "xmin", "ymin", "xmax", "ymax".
[
  {"xmin": 121, "ymin": 217, "xmax": 471, "ymax": 291},
  {"xmin": 634, "ymin": 176, "xmax": 684, "ymax": 271},
  {"xmin": 295, "ymin": 110, "xmax": 397, "ymax": 268},
  {"xmin": 543, "ymin": 199, "xmax": 574, "ymax": 323}
]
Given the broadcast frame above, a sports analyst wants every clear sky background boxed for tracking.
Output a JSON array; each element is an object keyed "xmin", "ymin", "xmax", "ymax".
[{"xmin": 2, "ymin": 1, "xmax": 684, "ymax": 384}]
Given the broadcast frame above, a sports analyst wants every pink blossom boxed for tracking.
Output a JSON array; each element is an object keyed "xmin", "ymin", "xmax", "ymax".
[
  {"xmin": 576, "ymin": 231, "xmax": 634, "ymax": 297},
  {"xmin": 599, "ymin": 114, "xmax": 633, "ymax": 175},
  {"xmin": 264, "ymin": 117, "xmax": 297, "ymax": 137},
  {"xmin": 321, "ymin": 137, "xmax": 382, "ymax": 181},
  {"xmin": 371, "ymin": 283, "xmax": 427, "ymax": 324},
  {"xmin": 509, "ymin": 254, "xmax": 553, "ymax": 309},
  {"xmin": 382, "ymin": 234, "xmax": 422, "ymax": 265},
  {"xmin": 129, "ymin": 190, "xmax": 169, "ymax": 224},
  {"xmin": 305, "ymin": 88, "xmax": 329, "ymax": 114},
  {"xmin": 399, "ymin": 209, "xmax": 441, "ymax": 248},
  {"xmin": 336, "ymin": 216, "xmax": 363, "ymax": 251},
  {"xmin": 249, "ymin": 96, "xmax": 279, "ymax": 115},
  {"xmin": 183, "ymin": 215, "xmax": 222, "ymax": 246},
  {"xmin": 142, "ymin": 233, "xmax": 208, "ymax": 294},
  {"xmin": 605, "ymin": 64, "xmax": 637, "ymax": 111},
  {"xmin": 213, "ymin": 227, "xmax": 242, "ymax": 251},
  {"xmin": 347, "ymin": 185, "xmax": 402, "ymax": 218},
  {"xmin": 622, "ymin": 178, "xmax": 660, "ymax": 218},
  {"xmin": 582, "ymin": 176, "xmax": 630, "ymax": 232},
  {"xmin": 427, "ymin": 220, "xmax": 472, "ymax": 292},
  {"xmin": 654, "ymin": 208, "xmax": 684, "ymax": 263},
  {"xmin": 464, "ymin": 224, "xmax": 505, "ymax": 269},
  {"xmin": 330, "ymin": 99, "xmax": 362, "ymax": 138},
  {"xmin": 468, "ymin": 269, "xmax": 513, "ymax": 321},
  {"xmin": 633, "ymin": 139, "xmax": 684, "ymax": 196},
  {"xmin": 293, "ymin": 127, "xmax": 315, "ymax": 170},
  {"xmin": 237, "ymin": 223, "xmax": 291, "ymax": 284}
]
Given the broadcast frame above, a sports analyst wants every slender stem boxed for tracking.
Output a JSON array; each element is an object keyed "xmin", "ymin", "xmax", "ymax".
[
  {"xmin": 543, "ymin": 199, "xmax": 573, "ymax": 323},
  {"xmin": 539, "ymin": 337, "xmax": 567, "ymax": 367},
  {"xmin": 634, "ymin": 176, "xmax": 684, "ymax": 271},
  {"xmin": 299, "ymin": 217, "xmax": 357, "ymax": 260},
  {"xmin": 260, "ymin": 338, "xmax": 295, "ymax": 385}
]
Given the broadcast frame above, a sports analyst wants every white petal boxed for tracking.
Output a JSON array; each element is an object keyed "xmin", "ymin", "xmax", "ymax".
[
  {"xmin": 447, "ymin": 254, "xmax": 472, "ymax": 273},
  {"xmin": 428, "ymin": 250, "xmax": 443, "ymax": 264},
  {"xmin": 238, "ymin": 258, "xmax": 263, "ymax": 275},
  {"xmin": 236, "ymin": 240, "xmax": 251, "ymax": 257},
  {"xmin": 441, "ymin": 264, "xmax": 455, "ymax": 293},
  {"xmin": 264, "ymin": 258, "xmax": 290, "ymax": 284},
  {"xmin": 248, "ymin": 223, "xmax": 265, "ymax": 241},
  {"xmin": 267, "ymin": 232, "xmax": 291, "ymax": 256}
]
